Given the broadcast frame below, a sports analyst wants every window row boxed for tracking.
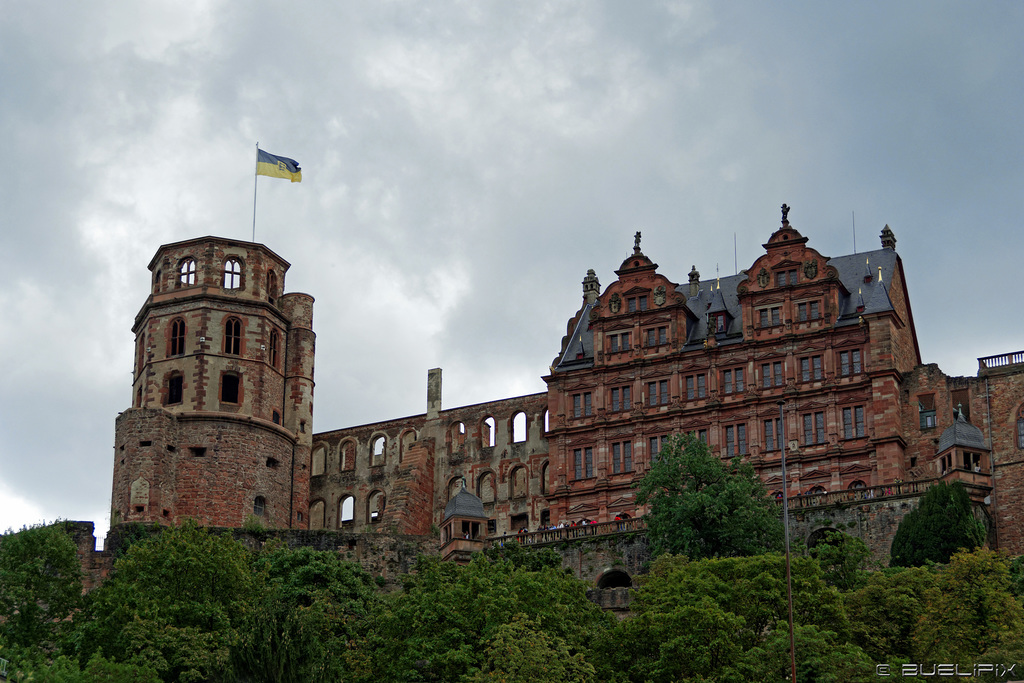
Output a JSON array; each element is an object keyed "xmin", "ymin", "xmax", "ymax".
[
  {"xmin": 159, "ymin": 317, "xmax": 281, "ymax": 366},
  {"xmin": 161, "ymin": 370, "xmax": 252, "ymax": 408},
  {"xmin": 308, "ymin": 492, "xmax": 385, "ymax": 530},
  {"xmin": 311, "ymin": 435, "xmax": 404, "ymax": 475},
  {"xmin": 156, "ymin": 257, "xmax": 280, "ymax": 300},
  {"xmin": 463, "ymin": 464, "xmax": 549, "ymax": 503}
]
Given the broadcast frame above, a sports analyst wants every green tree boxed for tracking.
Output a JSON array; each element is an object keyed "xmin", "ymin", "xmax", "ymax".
[
  {"xmin": 348, "ymin": 554, "xmax": 609, "ymax": 683},
  {"xmin": 0, "ymin": 522, "xmax": 83, "ymax": 651},
  {"xmin": 467, "ymin": 613, "xmax": 595, "ymax": 683},
  {"xmin": 913, "ymin": 548, "xmax": 1024, "ymax": 663},
  {"xmin": 843, "ymin": 565, "xmax": 938, "ymax": 662},
  {"xmin": 233, "ymin": 544, "xmax": 380, "ymax": 683},
  {"xmin": 810, "ymin": 530, "xmax": 873, "ymax": 591},
  {"xmin": 889, "ymin": 481, "xmax": 985, "ymax": 567},
  {"xmin": 73, "ymin": 520, "xmax": 257, "ymax": 682},
  {"xmin": 596, "ymin": 554, "xmax": 853, "ymax": 682},
  {"xmin": 635, "ymin": 433, "xmax": 783, "ymax": 559}
]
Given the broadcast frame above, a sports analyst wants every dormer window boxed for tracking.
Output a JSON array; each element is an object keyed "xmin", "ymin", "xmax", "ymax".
[
  {"xmin": 710, "ymin": 312, "xmax": 727, "ymax": 334},
  {"xmin": 776, "ymin": 270, "xmax": 797, "ymax": 287}
]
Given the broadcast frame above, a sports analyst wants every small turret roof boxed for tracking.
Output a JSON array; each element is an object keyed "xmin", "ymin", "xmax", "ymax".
[
  {"xmin": 443, "ymin": 482, "xmax": 487, "ymax": 521},
  {"xmin": 937, "ymin": 408, "xmax": 988, "ymax": 453}
]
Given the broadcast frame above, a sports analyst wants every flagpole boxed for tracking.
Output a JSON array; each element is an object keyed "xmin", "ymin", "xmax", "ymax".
[{"xmin": 252, "ymin": 142, "xmax": 259, "ymax": 242}]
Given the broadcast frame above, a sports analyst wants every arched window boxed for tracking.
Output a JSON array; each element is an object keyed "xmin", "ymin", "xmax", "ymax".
[
  {"xmin": 269, "ymin": 330, "xmax": 279, "ymax": 368},
  {"xmin": 368, "ymin": 491, "xmax": 385, "ymax": 523},
  {"xmin": 512, "ymin": 412, "xmax": 527, "ymax": 443},
  {"xmin": 154, "ymin": 269, "xmax": 162, "ymax": 293},
  {"xmin": 311, "ymin": 446, "xmax": 326, "ymax": 476},
  {"xmin": 224, "ymin": 259, "xmax": 242, "ymax": 289},
  {"xmin": 478, "ymin": 472, "xmax": 495, "ymax": 503},
  {"xmin": 170, "ymin": 318, "xmax": 186, "ymax": 356},
  {"xmin": 482, "ymin": 417, "xmax": 496, "ymax": 448},
  {"xmin": 178, "ymin": 258, "xmax": 196, "ymax": 286},
  {"xmin": 253, "ymin": 495, "xmax": 266, "ymax": 517},
  {"xmin": 267, "ymin": 270, "xmax": 278, "ymax": 303},
  {"xmin": 448, "ymin": 477, "xmax": 463, "ymax": 501},
  {"xmin": 225, "ymin": 318, "xmax": 241, "ymax": 355},
  {"xmin": 511, "ymin": 466, "xmax": 528, "ymax": 498},
  {"xmin": 309, "ymin": 500, "xmax": 325, "ymax": 530},
  {"xmin": 341, "ymin": 441, "xmax": 356, "ymax": 471},
  {"xmin": 808, "ymin": 486, "xmax": 826, "ymax": 495},
  {"xmin": 543, "ymin": 409, "xmax": 550, "ymax": 433},
  {"xmin": 848, "ymin": 480, "xmax": 866, "ymax": 489},
  {"xmin": 400, "ymin": 429, "xmax": 416, "ymax": 463},
  {"xmin": 339, "ymin": 495, "xmax": 355, "ymax": 527},
  {"xmin": 371, "ymin": 436, "xmax": 386, "ymax": 466},
  {"xmin": 450, "ymin": 422, "xmax": 466, "ymax": 451},
  {"xmin": 540, "ymin": 461, "xmax": 549, "ymax": 495}
]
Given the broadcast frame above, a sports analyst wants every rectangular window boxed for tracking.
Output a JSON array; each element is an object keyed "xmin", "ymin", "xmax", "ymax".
[
  {"xmin": 648, "ymin": 380, "xmax": 669, "ymax": 406},
  {"xmin": 758, "ymin": 306, "xmax": 782, "ymax": 328},
  {"xmin": 221, "ymin": 374, "xmax": 240, "ymax": 404},
  {"xmin": 919, "ymin": 394, "xmax": 936, "ymax": 429},
  {"xmin": 609, "ymin": 335, "xmax": 619, "ymax": 353},
  {"xmin": 724, "ymin": 424, "xmax": 747, "ymax": 457},
  {"xmin": 584, "ymin": 447, "xmax": 593, "ymax": 478},
  {"xmin": 646, "ymin": 328, "xmax": 656, "ymax": 347},
  {"xmin": 764, "ymin": 417, "xmax": 782, "ymax": 451},
  {"xmin": 574, "ymin": 449, "xmax": 582, "ymax": 480},
  {"xmin": 659, "ymin": 326, "xmax": 667, "ymax": 345},
  {"xmin": 803, "ymin": 411, "xmax": 825, "ymax": 445},
  {"xmin": 843, "ymin": 406, "xmax": 865, "ymax": 439},
  {"xmin": 761, "ymin": 361, "xmax": 784, "ymax": 388},
  {"xmin": 610, "ymin": 386, "xmax": 631, "ymax": 412},
  {"xmin": 645, "ymin": 326, "xmax": 667, "ymax": 346},
  {"xmin": 649, "ymin": 436, "xmax": 669, "ymax": 462},
  {"xmin": 723, "ymin": 367, "xmax": 744, "ymax": 394},
  {"xmin": 639, "ymin": 296, "xmax": 648, "ymax": 311},
  {"xmin": 801, "ymin": 356, "xmax": 823, "ymax": 382},
  {"xmin": 839, "ymin": 349, "xmax": 862, "ymax": 376},
  {"xmin": 621, "ymin": 332, "xmax": 630, "ymax": 350},
  {"xmin": 776, "ymin": 270, "xmax": 797, "ymax": 287},
  {"xmin": 572, "ymin": 392, "xmax": 592, "ymax": 418},
  {"xmin": 697, "ymin": 429, "xmax": 708, "ymax": 444},
  {"xmin": 628, "ymin": 297, "xmax": 637, "ymax": 313},
  {"xmin": 612, "ymin": 441, "xmax": 632, "ymax": 474},
  {"xmin": 686, "ymin": 374, "xmax": 707, "ymax": 400},
  {"xmin": 167, "ymin": 375, "xmax": 183, "ymax": 405},
  {"xmin": 797, "ymin": 301, "xmax": 821, "ymax": 321}
]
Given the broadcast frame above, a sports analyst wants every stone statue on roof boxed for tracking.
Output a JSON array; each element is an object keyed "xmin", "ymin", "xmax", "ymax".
[
  {"xmin": 781, "ymin": 204, "xmax": 790, "ymax": 223},
  {"xmin": 634, "ymin": 231, "xmax": 642, "ymax": 252}
]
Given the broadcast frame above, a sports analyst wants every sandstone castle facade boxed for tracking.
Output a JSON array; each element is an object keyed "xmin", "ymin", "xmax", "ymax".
[{"xmin": 108, "ymin": 212, "xmax": 1024, "ymax": 561}]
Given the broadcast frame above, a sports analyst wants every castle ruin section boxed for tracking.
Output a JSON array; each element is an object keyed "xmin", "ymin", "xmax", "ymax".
[
  {"xmin": 112, "ymin": 237, "xmax": 314, "ymax": 530},
  {"xmin": 311, "ymin": 369, "xmax": 550, "ymax": 537}
]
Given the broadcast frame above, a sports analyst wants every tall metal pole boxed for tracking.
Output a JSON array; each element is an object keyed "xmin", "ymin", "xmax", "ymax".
[
  {"xmin": 779, "ymin": 400, "xmax": 797, "ymax": 681},
  {"xmin": 252, "ymin": 142, "xmax": 259, "ymax": 242}
]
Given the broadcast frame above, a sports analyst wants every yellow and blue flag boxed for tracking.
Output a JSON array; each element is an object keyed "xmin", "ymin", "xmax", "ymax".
[{"xmin": 256, "ymin": 149, "xmax": 302, "ymax": 182}]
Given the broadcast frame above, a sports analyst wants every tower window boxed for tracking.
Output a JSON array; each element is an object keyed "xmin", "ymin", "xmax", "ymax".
[
  {"xmin": 224, "ymin": 259, "xmax": 242, "ymax": 289},
  {"xmin": 167, "ymin": 373, "xmax": 183, "ymax": 405},
  {"xmin": 221, "ymin": 373, "xmax": 240, "ymax": 404},
  {"xmin": 225, "ymin": 318, "xmax": 241, "ymax": 355},
  {"xmin": 269, "ymin": 330, "xmax": 279, "ymax": 368},
  {"xmin": 267, "ymin": 270, "xmax": 278, "ymax": 304},
  {"xmin": 253, "ymin": 496, "xmax": 266, "ymax": 517},
  {"xmin": 178, "ymin": 258, "xmax": 196, "ymax": 286},
  {"xmin": 170, "ymin": 318, "xmax": 186, "ymax": 356}
]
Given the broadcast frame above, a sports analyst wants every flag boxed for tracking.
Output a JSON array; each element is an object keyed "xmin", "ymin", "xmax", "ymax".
[{"xmin": 256, "ymin": 149, "xmax": 302, "ymax": 182}]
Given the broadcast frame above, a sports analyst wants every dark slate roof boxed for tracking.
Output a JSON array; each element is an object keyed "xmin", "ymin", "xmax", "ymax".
[
  {"xmin": 553, "ymin": 244, "xmax": 901, "ymax": 369},
  {"xmin": 937, "ymin": 410, "xmax": 989, "ymax": 453},
  {"xmin": 554, "ymin": 302, "xmax": 595, "ymax": 371},
  {"xmin": 443, "ymin": 484, "xmax": 487, "ymax": 521}
]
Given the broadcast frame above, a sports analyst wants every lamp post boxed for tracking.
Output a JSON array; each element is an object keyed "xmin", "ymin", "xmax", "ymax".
[{"xmin": 779, "ymin": 400, "xmax": 797, "ymax": 681}]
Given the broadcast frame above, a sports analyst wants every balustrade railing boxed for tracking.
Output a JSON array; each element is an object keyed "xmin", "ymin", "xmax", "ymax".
[
  {"xmin": 979, "ymin": 350, "xmax": 1024, "ymax": 370},
  {"xmin": 491, "ymin": 516, "xmax": 646, "ymax": 546}
]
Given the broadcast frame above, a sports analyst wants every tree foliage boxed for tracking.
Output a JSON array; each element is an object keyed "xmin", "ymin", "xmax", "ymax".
[
  {"xmin": 233, "ymin": 544, "xmax": 381, "ymax": 683},
  {"xmin": 810, "ymin": 530, "xmax": 873, "ymax": 591},
  {"xmin": 595, "ymin": 553, "xmax": 866, "ymax": 682},
  {"xmin": 889, "ymin": 481, "xmax": 986, "ymax": 567},
  {"xmin": 74, "ymin": 520, "xmax": 257, "ymax": 682},
  {"xmin": 348, "ymin": 554, "xmax": 609, "ymax": 682},
  {"xmin": 0, "ymin": 523, "xmax": 83, "ymax": 651},
  {"xmin": 635, "ymin": 433, "xmax": 784, "ymax": 559}
]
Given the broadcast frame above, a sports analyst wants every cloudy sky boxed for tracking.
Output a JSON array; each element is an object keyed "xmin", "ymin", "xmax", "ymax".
[{"xmin": 2, "ymin": 1, "xmax": 1022, "ymax": 540}]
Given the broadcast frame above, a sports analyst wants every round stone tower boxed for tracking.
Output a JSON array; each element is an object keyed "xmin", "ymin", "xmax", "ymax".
[{"xmin": 111, "ymin": 236, "xmax": 315, "ymax": 529}]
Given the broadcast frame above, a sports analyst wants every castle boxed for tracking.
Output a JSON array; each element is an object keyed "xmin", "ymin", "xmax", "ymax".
[{"xmin": 108, "ymin": 210, "xmax": 1024, "ymax": 564}]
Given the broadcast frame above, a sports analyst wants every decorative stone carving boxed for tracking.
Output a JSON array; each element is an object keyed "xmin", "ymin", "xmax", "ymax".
[
  {"xmin": 653, "ymin": 285, "xmax": 666, "ymax": 306},
  {"xmin": 803, "ymin": 259, "xmax": 818, "ymax": 280},
  {"xmin": 609, "ymin": 293, "xmax": 621, "ymax": 314},
  {"xmin": 757, "ymin": 267, "xmax": 770, "ymax": 289}
]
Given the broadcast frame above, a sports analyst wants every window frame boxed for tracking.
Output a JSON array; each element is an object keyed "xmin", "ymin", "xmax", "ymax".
[
  {"xmin": 612, "ymin": 441, "xmax": 633, "ymax": 474},
  {"xmin": 800, "ymin": 355, "xmax": 823, "ymax": 382},
  {"xmin": 223, "ymin": 258, "xmax": 243, "ymax": 290},
  {"xmin": 843, "ymin": 406, "xmax": 866, "ymax": 439},
  {"xmin": 170, "ymin": 318, "xmax": 186, "ymax": 356},
  {"xmin": 178, "ymin": 258, "xmax": 197, "ymax": 287},
  {"xmin": 610, "ymin": 385, "xmax": 631, "ymax": 412},
  {"xmin": 224, "ymin": 317, "xmax": 242, "ymax": 355},
  {"xmin": 722, "ymin": 367, "xmax": 745, "ymax": 395},
  {"xmin": 802, "ymin": 411, "xmax": 826, "ymax": 445}
]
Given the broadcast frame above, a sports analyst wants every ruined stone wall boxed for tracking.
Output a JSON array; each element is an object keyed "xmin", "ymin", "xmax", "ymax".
[{"xmin": 981, "ymin": 363, "xmax": 1024, "ymax": 553}]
